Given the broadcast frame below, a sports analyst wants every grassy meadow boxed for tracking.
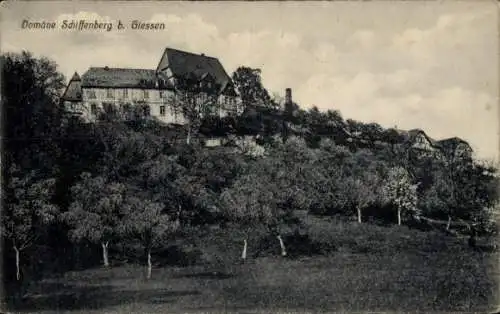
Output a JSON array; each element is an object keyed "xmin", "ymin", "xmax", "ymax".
[{"xmin": 5, "ymin": 216, "xmax": 499, "ymax": 313}]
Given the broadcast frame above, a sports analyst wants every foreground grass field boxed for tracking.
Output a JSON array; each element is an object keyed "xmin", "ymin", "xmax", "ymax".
[{"xmin": 5, "ymin": 216, "xmax": 500, "ymax": 313}]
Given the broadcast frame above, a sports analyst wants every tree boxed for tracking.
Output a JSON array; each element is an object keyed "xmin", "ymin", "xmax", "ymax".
[
  {"xmin": 94, "ymin": 123, "xmax": 164, "ymax": 179},
  {"xmin": 2, "ymin": 51, "xmax": 65, "ymax": 175},
  {"xmin": 361, "ymin": 122, "xmax": 384, "ymax": 142},
  {"xmin": 309, "ymin": 140, "xmax": 353, "ymax": 215},
  {"xmin": 419, "ymin": 171, "xmax": 454, "ymax": 226},
  {"xmin": 340, "ymin": 150, "xmax": 385, "ymax": 223},
  {"xmin": 343, "ymin": 176, "xmax": 380, "ymax": 224},
  {"xmin": 1, "ymin": 165, "xmax": 58, "ymax": 280},
  {"xmin": 121, "ymin": 197, "xmax": 179, "ymax": 279},
  {"xmin": 220, "ymin": 171, "xmax": 286, "ymax": 261},
  {"xmin": 383, "ymin": 167, "xmax": 420, "ymax": 225},
  {"xmin": 166, "ymin": 74, "xmax": 222, "ymax": 145},
  {"xmin": 166, "ymin": 93, "xmax": 196, "ymax": 145},
  {"xmin": 232, "ymin": 66, "xmax": 277, "ymax": 110},
  {"xmin": 62, "ymin": 173, "xmax": 128, "ymax": 267},
  {"xmin": 381, "ymin": 128, "xmax": 406, "ymax": 162}
]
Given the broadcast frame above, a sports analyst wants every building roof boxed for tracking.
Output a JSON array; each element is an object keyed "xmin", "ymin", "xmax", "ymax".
[
  {"xmin": 437, "ymin": 137, "xmax": 471, "ymax": 152},
  {"xmin": 81, "ymin": 67, "xmax": 158, "ymax": 88},
  {"xmin": 156, "ymin": 47, "xmax": 235, "ymax": 94},
  {"xmin": 392, "ymin": 128, "xmax": 473, "ymax": 154},
  {"xmin": 61, "ymin": 72, "xmax": 82, "ymax": 101},
  {"xmin": 70, "ymin": 72, "xmax": 81, "ymax": 81},
  {"xmin": 394, "ymin": 128, "xmax": 438, "ymax": 146}
]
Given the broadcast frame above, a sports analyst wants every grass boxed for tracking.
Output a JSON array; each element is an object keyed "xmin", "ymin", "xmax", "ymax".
[{"xmin": 4, "ymin": 215, "xmax": 499, "ymax": 313}]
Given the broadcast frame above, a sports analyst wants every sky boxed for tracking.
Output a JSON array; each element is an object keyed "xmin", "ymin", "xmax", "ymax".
[{"xmin": 1, "ymin": 1, "xmax": 499, "ymax": 161}]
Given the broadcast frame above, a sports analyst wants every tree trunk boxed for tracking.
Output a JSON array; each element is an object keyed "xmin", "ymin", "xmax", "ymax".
[
  {"xmin": 277, "ymin": 235, "xmax": 287, "ymax": 257},
  {"xmin": 14, "ymin": 246, "xmax": 20, "ymax": 281},
  {"xmin": 446, "ymin": 215, "xmax": 452, "ymax": 231},
  {"xmin": 175, "ymin": 204, "xmax": 181, "ymax": 228},
  {"xmin": 241, "ymin": 239, "xmax": 247, "ymax": 261},
  {"xmin": 146, "ymin": 248, "xmax": 152, "ymax": 279},
  {"xmin": 186, "ymin": 125, "xmax": 191, "ymax": 145},
  {"xmin": 357, "ymin": 206, "xmax": 362, "ymax": 223},
  {"xmin": 397, "ymin": 208, "xmax": 402, "ymax": 226},
  {"xmin": 101, "ymin": 241, "xmax": 109, "ymax": 267}
]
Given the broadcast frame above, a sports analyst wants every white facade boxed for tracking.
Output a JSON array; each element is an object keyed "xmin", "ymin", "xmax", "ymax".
[
  {"xmin": 75, "ymin": 87, "xmax": 187, "ymax": 124},
  {"xmin": 63, "ymin": 47, "xmax": 243, "ymax": 124}
]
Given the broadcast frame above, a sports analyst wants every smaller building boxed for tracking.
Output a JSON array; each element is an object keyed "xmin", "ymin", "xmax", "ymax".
[
  {"xmin": 392, "ymin": 128, "xmax": 473, "ymax": 162},
  {"xmin": 436, "ymin": 137, "xmax": 473, "ymax": 162}
]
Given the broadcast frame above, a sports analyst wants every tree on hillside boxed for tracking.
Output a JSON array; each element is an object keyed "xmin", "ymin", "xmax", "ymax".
[
  {"xmin": 361, "ymin": 122, "xmax": 384, "ymax": 142},
  {"xmin": 347, "ymin": 177, "xmax": 378, "ymax": 223},
  {"xmin": 62, "ymin": 173, "xmax": 128, "ymax": 267},
  {"xmin": 309, "ymin": 139, "xmax": 354, "ymax": 215},
  {"xmin": 232, "ymin": 66, "xmax": 277, "ymax": 110},
  {"xmin": 190, "ymin": 147, "xmax": 248, "ymax": 193},
  {"xmin": 383, "ymin": 167, "xmax": 420, "ymax": 226},
  {"xmin": 340, "ymin": 150, "xmax": 386, "ymax": 223},
  {"xmin": 2, "ymin": 51, "xmax": 66, "ymax": 174},
  {"xmin": 121, "ymin": 197, "xmax": 179, "ymax": 279},
  {"xmin": 325, "ymin": 109, "xmax": 344, "ymax": 126},
  {"xmin": 419, "ymin": 170, "xmax": 455, "ymax": 228},
  {"xmin": 94, "ymin": 123, "xmax": 164, "ymax": 179},
  {"xmin": 166, "ymin": 92, "xmax": 201, "ymax": 145},
  {"xmin": 235, "ymin": 105, "xmax": 284, "ymax": 140},
  {"xmin": 346, "ymin": 119, "xmax": 364, "ymax": 135},
  {"xmin": 164, "ymin": 73, "xmax": 222, "ymax": 145},
  {"xmin": 137, "ymin": 152, "xmax": 220, "ymax": 227},
  {"xmin": 220, "ymin": 172, "xmax": 287, "ymax": 261},
  {"xmin": 451, "ymin": 161, "xmax": 500, "ymax": 225},
  {"xmin": 381, "ymin": 128, "xmax": 406, "ymax": 162},
  {"xmin": 1, "ymin": 165, "xmax": 58, "ymax": 280},
  {"xmin": 222, "ymin": 139, "xmax": 323, "ymax": 261}
]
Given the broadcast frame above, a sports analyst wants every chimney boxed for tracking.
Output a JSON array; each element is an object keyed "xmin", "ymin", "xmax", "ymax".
[{"xmin": 285, "ymin": 88, "xmax": 292, "ymax": 105}]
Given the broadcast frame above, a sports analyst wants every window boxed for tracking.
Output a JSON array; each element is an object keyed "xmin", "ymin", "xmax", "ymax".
[
  {"xmin": 103, "ymin": 103, "xmax": 115, "ymax": 114},
  {"xmin": 160, "ymin": 105, "xmax": 166, "ymax": 116},
  {"xmin": 87, "ymin": 90, "xmax": 96, "ymax": 99},
  {"xmin": 90, "ymin": 103, "xmax": 98, "ymax": 115},
  {"xmin": 107, "ymin": 89, "xmax": 114, "ymax": 99},
  {"xmin": 121, "ymin": 103, "xmax": 130, "ymax": 113},
  {"xmin": 143, "ymin": 90, "xmax": 149, "ymax": 99},
  {"xmin": 143, "ymin": 105, "xmax": 150, "ymax": 117},
  {"xmin": 123, "ymin": 89, "xmax": 128, "ymax": 98}
]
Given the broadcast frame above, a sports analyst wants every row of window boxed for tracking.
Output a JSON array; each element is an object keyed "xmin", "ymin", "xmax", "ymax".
[
  {"xmin": 90, "ymin": 103, "xmax": 178, "ymax": 117},
  {"xmin": 85, "ymin": 89, "xmax": 236, "ymax": 104},
  {"xmin": 86, "ymin": 89, "xmax": 155, "ymax": 100}
]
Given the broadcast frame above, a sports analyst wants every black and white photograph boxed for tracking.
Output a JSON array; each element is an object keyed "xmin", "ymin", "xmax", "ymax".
[{"xmin": 1, "ymin": 1, "xmax": 499, "ymax": 313}]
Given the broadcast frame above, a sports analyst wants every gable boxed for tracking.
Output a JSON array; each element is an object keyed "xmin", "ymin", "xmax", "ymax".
[
  {"xmin": 62, "ymin": 78, "xmax": 82, "ymax": 101},
  {"xmin": 454, "ymin": 142, "xmax": 472, "ymax": 157},
  {"xmin": 405, "ymin": 130, "xmax": 436, "ymax": 151},
  {"xmin": 156, "ymin": 47, "xmax": 236, "ymax": 94}
]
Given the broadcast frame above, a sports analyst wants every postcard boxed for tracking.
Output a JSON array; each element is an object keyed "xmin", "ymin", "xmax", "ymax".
[{"xmin": 1, "ymin": 1, "xmax": 499, "ymax": 313}]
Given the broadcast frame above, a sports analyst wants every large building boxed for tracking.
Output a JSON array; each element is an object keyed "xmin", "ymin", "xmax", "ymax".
[{"xmin": 61, "ymin": 47, "xmax": 242, "ymax": 124}]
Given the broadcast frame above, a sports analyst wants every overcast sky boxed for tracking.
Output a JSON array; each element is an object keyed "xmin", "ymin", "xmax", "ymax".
[{"xmin": 2, "ymin": 1, "xmax": 498, "ymax": 161}]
